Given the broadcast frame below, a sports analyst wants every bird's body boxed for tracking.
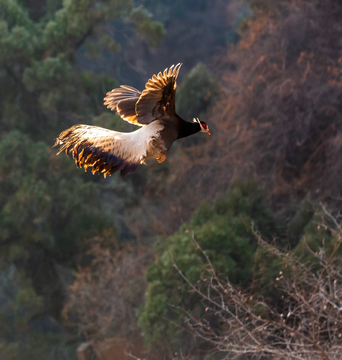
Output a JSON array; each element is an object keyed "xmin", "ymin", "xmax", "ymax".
[{"xmin": 54, "ymin": 64, "xmax": 210, "ymax": 177}]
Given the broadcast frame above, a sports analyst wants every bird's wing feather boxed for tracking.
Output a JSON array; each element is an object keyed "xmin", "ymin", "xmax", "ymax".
[
  {"xmin": 136, "ymin": 63, "xmax": 182, "ymax": 124},
  {"xmin": 53, "ymin": 125, "xmax": 155, "ymax": 177},
  {"xmin": 103, "ymin": 85, "xmax": 142, "ymax": 126},
  {"xmin": 103, "ymin": 64, "xmax": 182, "ymax": 126}
]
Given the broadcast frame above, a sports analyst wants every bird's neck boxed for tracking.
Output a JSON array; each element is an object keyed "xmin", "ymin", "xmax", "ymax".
[{"xmin": 177, "ymin": 120, "xmax": 201, "ymax": 139}]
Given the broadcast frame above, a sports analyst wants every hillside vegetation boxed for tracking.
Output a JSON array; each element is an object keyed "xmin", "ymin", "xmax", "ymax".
[{"xmin": 1, "ymin": 0, "xmax": 342, "ymax": 359}]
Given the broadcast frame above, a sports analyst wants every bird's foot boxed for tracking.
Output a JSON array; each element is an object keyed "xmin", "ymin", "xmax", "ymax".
[{"xmin": 157, "ymin": 152, "xmax": 167, "ymax": 163}]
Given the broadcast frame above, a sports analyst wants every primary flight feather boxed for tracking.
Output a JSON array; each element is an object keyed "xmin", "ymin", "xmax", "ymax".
[{"xmin": 54, "ymin": 64, "xmax": 210, "ymax": 178}]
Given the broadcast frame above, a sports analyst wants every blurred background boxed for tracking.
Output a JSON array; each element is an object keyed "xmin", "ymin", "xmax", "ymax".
[{"xmin": 1, "ymin": 0, "xmax": 342, "ymax": 359}]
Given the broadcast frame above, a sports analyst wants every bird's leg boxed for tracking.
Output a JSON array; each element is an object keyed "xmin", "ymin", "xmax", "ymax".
[{"xmin": 156, "ymin": 152, "xmax": 167, "ymax": 163}]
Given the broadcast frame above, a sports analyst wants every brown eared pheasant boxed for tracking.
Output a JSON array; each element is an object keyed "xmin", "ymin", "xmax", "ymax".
[{"xmin": 54, "ymin": 64, "xmax": 210, "ymax": 177}]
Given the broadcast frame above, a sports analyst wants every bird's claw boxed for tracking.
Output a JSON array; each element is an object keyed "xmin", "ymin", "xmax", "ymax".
[{"xmin": 157, "ymin": 152, "xmax": 167, "ymax": 163}]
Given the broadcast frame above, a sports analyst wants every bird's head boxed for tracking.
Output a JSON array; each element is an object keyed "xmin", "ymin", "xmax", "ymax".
[{"xmin": 194, "ymin": 118, "xmax": 210, "ymax": 135}]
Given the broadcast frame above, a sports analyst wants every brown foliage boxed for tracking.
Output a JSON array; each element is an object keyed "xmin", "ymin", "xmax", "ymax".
[
  {"xmin": 210, "ymin": 0, "xmax": 342, "ymax": 205},
  {"xmin": 62, "ymin": 240, "xmax": 153, "ymax": 340},
  {"xmin": 130, "ymin": 0, "xmax": 342, "ymax": 240}
]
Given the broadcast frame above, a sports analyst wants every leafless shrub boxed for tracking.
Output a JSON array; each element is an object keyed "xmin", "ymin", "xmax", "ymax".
[
  {"xmin": 174, "ymin": 210, "xmax": 342, "ymax": 359},
  {"xmin": 62, "ymin": 239, "xmax": 153, "ymax": 340}
]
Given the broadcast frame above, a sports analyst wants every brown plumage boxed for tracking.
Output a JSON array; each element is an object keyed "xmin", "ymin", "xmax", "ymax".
[{"xmin": 54, "ymin": 64, "xmax": 210, "ymax": 178}]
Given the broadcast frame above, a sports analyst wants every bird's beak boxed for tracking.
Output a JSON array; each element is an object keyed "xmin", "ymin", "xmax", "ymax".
[{"xmin": 206, "ymin": 127, "xmax": 210, "ymax": 135}]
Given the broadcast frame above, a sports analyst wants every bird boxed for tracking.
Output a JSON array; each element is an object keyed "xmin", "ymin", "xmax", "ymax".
[{"xmin": 54, "ymin": 63, "xmax": 210, "ymax": 178}]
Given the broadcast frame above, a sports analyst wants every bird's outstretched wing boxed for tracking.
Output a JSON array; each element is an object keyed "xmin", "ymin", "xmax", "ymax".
[
  {"xmin": 103, "ymin": 64, "xmax": 182, "ymax": 126},
  {"xmin": 103, "ymin": 85, "xmax": 142, "ymax": 126},
  {"xmin": 53, "ymin": 125, "xmax": 144, "ymax": 177},
  {"xmin": 136, "ymin": 63, "xmax": 182, "ymax": 124}
]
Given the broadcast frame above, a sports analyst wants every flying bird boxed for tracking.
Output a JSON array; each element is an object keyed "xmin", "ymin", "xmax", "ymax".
[{"xmin": 54, "ymin": 64, "xmax": 210, "ymax": 178}]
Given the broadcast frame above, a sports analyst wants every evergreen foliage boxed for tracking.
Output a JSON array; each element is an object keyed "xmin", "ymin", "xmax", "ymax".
[
  {"xmin": 0, "ymin": 0, "xmax": 164, "ymax": 357},
  {"xmin": 138, "ymin": 181, "xmax": 278, "ymax": 348},
  {"xmin": 176, "ymin": 63, "xmax": 221, "ymax": 121},
  {"xmin": 138, "ymin": 181, "xmax": 337, "ymax": 355}
]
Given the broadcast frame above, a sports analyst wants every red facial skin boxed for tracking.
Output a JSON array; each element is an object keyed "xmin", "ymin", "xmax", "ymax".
[{"xmin": 201, "ymin": 122, "xmax": 210, "ymax": 135}]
